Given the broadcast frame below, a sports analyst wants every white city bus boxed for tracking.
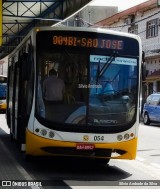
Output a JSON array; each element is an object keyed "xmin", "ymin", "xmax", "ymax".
[{"xmin": 6, "ymin": 27, "xmax": 142, "ymax": 163}]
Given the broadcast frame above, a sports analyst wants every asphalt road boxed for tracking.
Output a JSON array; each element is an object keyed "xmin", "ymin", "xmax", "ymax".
[{"xmin": 0, "ymin": 114, "xmax": 160, "ymax": 189}]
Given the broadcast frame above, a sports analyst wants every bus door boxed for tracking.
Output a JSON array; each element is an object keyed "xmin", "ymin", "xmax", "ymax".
[
  {"xmin": 9, "ymin": 61, "xmax": 16, "ymax": 138},
  {"xmin": 14, "ymin": 51, "xmax": 29, "ymax": 148},
  {"xmin": 10, "ymin": 51, "xmax": 30, "ymax": 148},
  {"xmin": 15, "ymin": 46, "xmax": 34, "ymax": 149},
  {"xmin": 14, "ymin": 62, "xmax": 20, "ymax": 140}
]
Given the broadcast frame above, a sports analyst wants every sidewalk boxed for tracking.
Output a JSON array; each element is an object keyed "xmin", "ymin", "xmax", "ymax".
[
  {"xmin": 0, "ymin": 113, "xmax": 9, "ymax": 134},
  {"xmin": 0, "ymin": 114, "xmax": 34, "ymax": 189}
]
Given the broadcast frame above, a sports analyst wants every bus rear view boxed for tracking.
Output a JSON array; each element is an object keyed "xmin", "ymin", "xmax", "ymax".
[{"xmin": 7, "ymin": 27, "xmax": 142, "ymax": 163}]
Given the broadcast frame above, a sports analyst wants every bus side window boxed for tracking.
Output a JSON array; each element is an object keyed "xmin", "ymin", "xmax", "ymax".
[
  {"xmin": 19, "ymin": 44, "xmax": 34, "ymax": 124},
  {"xmin": 26, "ymin": 45, "xmax": 34, "ymax": 115}
]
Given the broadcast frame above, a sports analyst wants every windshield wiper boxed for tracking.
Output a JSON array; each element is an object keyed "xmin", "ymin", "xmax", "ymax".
[
  {"xmin": 99, "ymin": 53, "xmax": 116, "ymax": 78},
  {"xmin": 95, "ymin": 53, "xmax": 117, "ymax": 92},
  {"xmin": 95, "ymin": 60, "xmax": 100, "ymax": 93}
]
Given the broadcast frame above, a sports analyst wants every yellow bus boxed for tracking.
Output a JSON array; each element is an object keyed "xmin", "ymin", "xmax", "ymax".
[
  {"xmin": 6, "ymin": 27, "xmax": 142, "ymax": 163},
  {"xmin": 0, "ymin": 75, "xmax": 7, "ymax": 113}
]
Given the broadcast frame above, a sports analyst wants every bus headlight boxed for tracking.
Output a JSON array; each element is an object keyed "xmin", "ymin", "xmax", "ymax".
[
  {"xmin": 40, "ymin": 129, "xmax": 47, "ymax": 136},
  {"xmin": 49, "ymin": 131, "xmax": 55, "ymax": 138},
  {"xmin": 124, "ymin": 133, "xmax": 130, "ymax": 140},
  {"xmin": 117, "ymin": 135, "xmax": 123, "ymax": 141}
]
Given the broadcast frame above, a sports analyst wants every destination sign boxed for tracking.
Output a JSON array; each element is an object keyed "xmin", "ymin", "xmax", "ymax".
[{"xmin": 53, "ymin": 35, "xmax": 123, "ymax": 50}]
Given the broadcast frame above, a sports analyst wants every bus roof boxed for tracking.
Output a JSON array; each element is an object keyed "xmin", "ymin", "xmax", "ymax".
[{"xmin": 8, "ymin": 26, "xmax": 142, "ymax": 58}]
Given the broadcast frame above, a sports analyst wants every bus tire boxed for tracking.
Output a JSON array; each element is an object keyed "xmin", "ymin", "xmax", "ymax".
[{"xmin": 143, "ymin": 112, "xmax": 150, "ymax": 125}]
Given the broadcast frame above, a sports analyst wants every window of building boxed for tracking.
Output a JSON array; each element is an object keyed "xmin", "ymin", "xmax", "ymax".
[
  {"xmin": 128, "ymin": 25, "xmax": 138, "ymax": 34},
  {"xmin": 146, "ymin": 19, "xmax": 159, "ymax": 38}
]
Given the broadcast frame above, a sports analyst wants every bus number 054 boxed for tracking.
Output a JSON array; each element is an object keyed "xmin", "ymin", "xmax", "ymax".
[{"xmin": 94, "ymin": 136, "xmax": 104, "ymax": 141}]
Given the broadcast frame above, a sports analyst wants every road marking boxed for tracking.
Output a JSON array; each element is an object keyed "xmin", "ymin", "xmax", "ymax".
[
  {"xmin": 137, "ymin": 156, "xmax": 160, "ymax": 171},
  {"xmin": 0, "ymin": 125, "xmax": 10, "ymax": 134},
  {"xmin": 0, "ymin": 139, "xmax": 42, "ymax": 189},
  {"xmin": 0, "ymin": 114, "xmax": 10, "ymax": 134},
  {"xmin": 150, "ymin": 163, "xmax": 160, "ymax": 169},
  {"xmin": 136, "ymin": 156, "xmax": 146, "ymax": 161}
]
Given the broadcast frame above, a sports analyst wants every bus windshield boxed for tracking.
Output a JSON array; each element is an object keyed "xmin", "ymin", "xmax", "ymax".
[
  {"xmin": 89, "ymin": 55, "xmax": 137, "ymax": 125},
  {"xmin": 36, "ymin": 30, "xmax": 139, "ymax": 130}
]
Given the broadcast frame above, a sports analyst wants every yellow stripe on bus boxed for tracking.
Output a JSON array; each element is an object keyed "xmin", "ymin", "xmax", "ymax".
[{"xmin": 26, "ymin": 129, "xmax": 137, "ymax": 160}]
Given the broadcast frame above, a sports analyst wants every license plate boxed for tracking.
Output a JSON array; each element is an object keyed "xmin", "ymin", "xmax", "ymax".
[{"xmin": 76, "ymin": 143, "xmax": 95, "ymax": 150}]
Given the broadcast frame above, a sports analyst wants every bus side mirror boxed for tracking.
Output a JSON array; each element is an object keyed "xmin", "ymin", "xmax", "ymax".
[
  {"xmin": 142, "ymin": 63, "xmax": 149, "ymax": 81},
  {"xmin": 142, "ymin": 63, "xmax": 146, "ymax": 81},
  {"xmin": 142, "ymin": 51, "xmax": 148, "ymax": 81}
]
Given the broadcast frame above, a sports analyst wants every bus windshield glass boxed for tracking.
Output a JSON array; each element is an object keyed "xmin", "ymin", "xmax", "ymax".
[
  {"xmin": 89, "ymin": 55, "xmax": 137, "ymax": 125},
  {"xmin": 36, "ymin": 30, "xmax": 139, "ymax": 131}
]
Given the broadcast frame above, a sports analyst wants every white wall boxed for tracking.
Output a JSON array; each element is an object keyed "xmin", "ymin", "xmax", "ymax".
[{"xmin": 104, "ymin": 7, "xmax": 160, "ymax": 58}]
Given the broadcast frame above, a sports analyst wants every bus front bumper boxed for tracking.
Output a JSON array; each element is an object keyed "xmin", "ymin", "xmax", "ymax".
[{"xmin": 26, "ymin": 129, "xmax": 138, "ymax": 160}]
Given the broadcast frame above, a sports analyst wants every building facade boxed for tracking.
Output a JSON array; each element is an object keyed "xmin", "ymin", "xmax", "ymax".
[
  {"xmin": 60, "ymin": 5, "xmax": 118, "ymax": 27},
  {"xmin": 95, "ymin": 0, "xmax": 160, "ymax": 100}
]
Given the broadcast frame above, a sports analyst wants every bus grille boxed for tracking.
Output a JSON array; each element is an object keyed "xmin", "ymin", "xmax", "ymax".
[{"xmin": 41, "ymin": 147, "xmax": 126, "ymax": 158}]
